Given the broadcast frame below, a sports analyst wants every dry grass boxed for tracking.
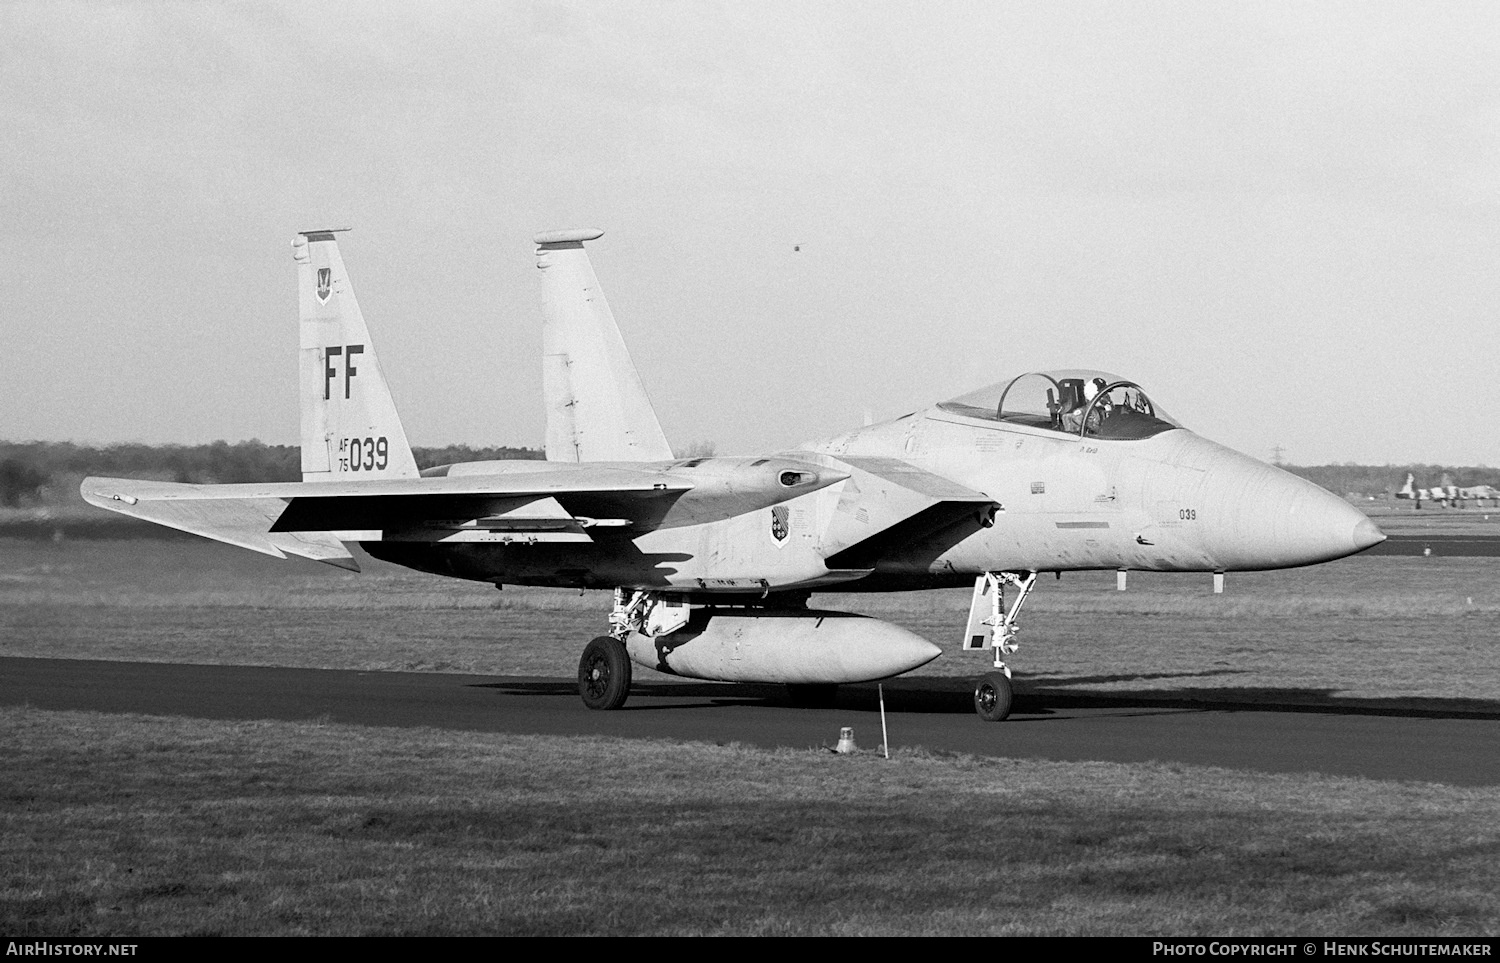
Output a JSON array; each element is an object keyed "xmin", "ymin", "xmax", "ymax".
[
  {"xmin": 5, "ymin": 539, "xmax": 1500, "ymax": 936},
  {"xmin": 2, "ymin": 539, "xmax": 1497, "ymax": 704},
  {"xmin": 5, "ymin": 538, "xmax": 1497, "ymax": 617},
  {"xmin": 3, "ymin": 707, "xmax": 1498, "ymax": 936}
]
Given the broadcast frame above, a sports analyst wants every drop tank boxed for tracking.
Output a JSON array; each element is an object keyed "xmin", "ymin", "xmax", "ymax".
[{"xmin": 624, "ymin": 609, "xmax": 941, "ymax": 684}]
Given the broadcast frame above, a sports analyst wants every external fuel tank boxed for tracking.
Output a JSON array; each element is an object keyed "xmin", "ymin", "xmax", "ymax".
[{"xmin": 625, "ymin": 609, "xmax": 942, "ymax": 684}]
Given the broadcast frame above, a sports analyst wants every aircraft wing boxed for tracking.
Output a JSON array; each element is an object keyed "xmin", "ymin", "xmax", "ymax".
[
  {"xmin": 819, "ymin": 457, "xmax": 997, "ymax": 567},
  {"xmin": 81, "ymin": 467, "xmax": 694, "ymax": 568}
]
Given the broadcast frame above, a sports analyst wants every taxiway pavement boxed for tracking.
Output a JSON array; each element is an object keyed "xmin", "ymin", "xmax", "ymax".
[{"xmin": 3, "ymin": 657, "xmax": 1497, "ymax": 786}]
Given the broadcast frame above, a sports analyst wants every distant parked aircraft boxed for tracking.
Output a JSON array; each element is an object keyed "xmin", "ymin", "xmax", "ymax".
[
  {"xmin": 1395, "ymin": 472, "xmax": 1499, "ymax": 507},
  {"xmin": 1458, "ymin": 484, "xmax": 1500, "ymax": 506},
  {"xmin": 1395, "ymin": 473, "xmax": 1429, "ymax": 503}
]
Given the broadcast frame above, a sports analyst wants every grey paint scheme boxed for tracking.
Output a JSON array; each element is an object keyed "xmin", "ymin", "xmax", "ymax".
[
  {"xmin": 363, "ymin": 416, "xmax": 1381, "ymax": 593},
  {"xmin": 80, "ymin": 231, "xmax": 1389, "ymax": 701},
  {"xmin": 84, "ymin": 230, "xmax": 1381, "ymax": 600},
  {"xmin": 81, "ymin": 223, "xmax": 1383, "ymax": 698}
]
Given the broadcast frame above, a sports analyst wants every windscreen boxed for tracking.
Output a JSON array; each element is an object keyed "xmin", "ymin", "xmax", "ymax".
[{"xmin": 939, "ymin": 370, "xmax": 1182, "ymax": 440}]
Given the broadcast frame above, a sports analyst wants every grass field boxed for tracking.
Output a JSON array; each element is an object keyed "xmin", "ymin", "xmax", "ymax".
[
  {"xmin": 3, "ymin": 537, "xmax": 1500, "ymax": 935},
  {"xmin": 4, "ymin": 708, "xmax": 1498, "ymax": 936},
  {"xmin": 3, "ymin": 538, "xmax": 1497, "ymax": 706}
]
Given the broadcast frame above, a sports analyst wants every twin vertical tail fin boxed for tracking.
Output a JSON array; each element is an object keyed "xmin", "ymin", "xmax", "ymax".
[
  {"xmin": 293, "ymin": 227, "xmax": 666, "ymax": 476},
  {"xmin": 535, "ymin": 229, "xmax": 673, "ymax": 463},
  {"xmin": 293, "ymin": 231, "xmax": 419, "ymax": 482}
]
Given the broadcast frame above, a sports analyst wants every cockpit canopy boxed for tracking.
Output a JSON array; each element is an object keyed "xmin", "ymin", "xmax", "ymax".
[{"xmin": 938, "ymin": 369, "xmax": 1182, "ymax": 440}]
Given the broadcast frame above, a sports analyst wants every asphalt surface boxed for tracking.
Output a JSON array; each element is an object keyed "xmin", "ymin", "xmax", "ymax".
[
  {"xmin": 4, "ymin": 656, "xmax": 1498, "ymax": 787},
  {"xmin": 1372, "ymin": 535, "xmax": 1500, "ymax": 556}
]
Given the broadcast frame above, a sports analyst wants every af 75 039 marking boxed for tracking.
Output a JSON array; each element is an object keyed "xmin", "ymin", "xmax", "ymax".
[{"xmin": 340, "ymin": 436, "xmax": 389, "ymax": 472}]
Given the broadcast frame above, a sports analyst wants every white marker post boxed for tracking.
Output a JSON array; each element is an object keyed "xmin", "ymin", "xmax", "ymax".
[{"xmin": 879, "ymin": 683, "xmax": 889, "ymax": 760}]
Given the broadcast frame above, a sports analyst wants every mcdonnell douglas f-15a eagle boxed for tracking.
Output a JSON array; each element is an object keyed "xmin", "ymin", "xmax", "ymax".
[{"xmin": 83, "ymin": 229, "xmax": 1385, "ymax": 720}]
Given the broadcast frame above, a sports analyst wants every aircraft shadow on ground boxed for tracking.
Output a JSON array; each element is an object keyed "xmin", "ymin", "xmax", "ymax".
[{"xmin": 474, "ymin": 673, "xmax": 1500, "ymax": 721}]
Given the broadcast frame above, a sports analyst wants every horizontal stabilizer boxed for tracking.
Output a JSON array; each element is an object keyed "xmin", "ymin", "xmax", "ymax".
[{"xmin": 268, "ymin": 532, "xmax": 363, "ymax": 570}]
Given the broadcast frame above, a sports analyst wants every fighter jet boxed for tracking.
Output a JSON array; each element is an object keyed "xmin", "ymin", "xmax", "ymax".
[
  {"xmin": 1459, "ymin": 485, "xmax": 1500, "ymax": 506},
  {"xmin": 82, "ymin": 229, "xmax": 1385, "ymax": 720},
  {"xmin": 1396, "ymin": 472, "xmax": 1497, "ymax": 508},
  {"xmin": 1395, "ymin": 473, "xmax": 1435, "ymax": 504}
]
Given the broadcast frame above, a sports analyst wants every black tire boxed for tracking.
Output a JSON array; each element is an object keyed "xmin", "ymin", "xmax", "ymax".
[
  {"xmin": 786, "ymin": 683, "xmax": 838, "ymax": 709},
  {"xmin": 974, "ymin": 671, "xmax": 1013, "ymax": 722},
  {"xmin": 578, "ymin": 636, "xmax": 632, "ymax": 710}
]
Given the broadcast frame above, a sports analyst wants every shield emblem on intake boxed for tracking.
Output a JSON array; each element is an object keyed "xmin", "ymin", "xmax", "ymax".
[
  {"xmin": 770, "ymin": 505, "xmax": 790, "ymax": 544},
  {"xmin": 316, "ymin": 268, "xmax": 332, "ymax": 303}
]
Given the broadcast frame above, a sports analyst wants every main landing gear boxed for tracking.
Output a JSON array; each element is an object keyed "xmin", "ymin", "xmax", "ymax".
[
  {"xmin": 964, "ymin": 571, "xmax": 1037, "ymax": 722},
  {"xmin": 576, "ymin": 588, "xmax": 648, "ymax": 710},
  {"xmin": 578, "ymin": 636, "xmax": 631, "ymax": 710}
]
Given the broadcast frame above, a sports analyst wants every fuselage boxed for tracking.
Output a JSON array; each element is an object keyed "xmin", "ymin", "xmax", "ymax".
[
  {"xmin": 366, "ymin": 399, "xmax": 1382, "ymax": 595},
  {"xmin": 809, "ymin": 410, "xmax": 1379, "ymax": 575}
]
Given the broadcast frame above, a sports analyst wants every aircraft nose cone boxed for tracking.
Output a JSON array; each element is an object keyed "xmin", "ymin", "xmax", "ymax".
[
  {"xmin": 1275, "ymin": 484, "xmax": 1388, "ymax": 564},
  {"xmin": 1353, "ymin": 517, "xmax": 1386, "ymax": 552},
  {"xmin": 1172, "ymin": 437, "xmax": 1388, "ymax": 569},
  {"xmin": 1246, "ymin": 472, "xmax": 1377, "ymax": 567}
]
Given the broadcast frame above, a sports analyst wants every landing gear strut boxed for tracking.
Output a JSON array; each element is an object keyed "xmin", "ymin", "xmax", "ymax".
[
  {"xmin": 576, "ymin": 588, "xmax": 683, "ymax": 710},
  {"xmin": 964, "ymin": 571, "xmax": 1037, "ymax": 722},
  {"xmin": 574, "ymin": 588, "xmax": 645, "ymax": 710}
]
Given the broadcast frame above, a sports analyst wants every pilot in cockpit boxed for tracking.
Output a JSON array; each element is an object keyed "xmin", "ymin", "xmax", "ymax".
[{"xmin": 1060, "ymin": 377, "xmax": 1111, "ymax": 433}]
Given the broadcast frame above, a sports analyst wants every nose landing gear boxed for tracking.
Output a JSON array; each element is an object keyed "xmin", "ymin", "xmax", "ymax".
[
  {"xmin": 974, "ymin": 672, "xmax": 1014, "ymax": 722},
  {"xmin": 963, "ymin": 571, "xmax": 1037, "ymax": 721}
]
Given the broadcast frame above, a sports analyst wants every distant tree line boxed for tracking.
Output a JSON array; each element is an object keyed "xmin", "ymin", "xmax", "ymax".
[
  {"xmin": 1280, "ymin": 464, "xmax": 1500, "ymax": 498},
  {"xmin": 0, "ymin": 440, "xmax": 542, "ymax": 507},
  {"xmin": 412, "ymin": 444, "xmax": 544, "ymax": 471},
  {"xmin": 2, "ymin": 439, "xmax": 1494, "ymax": 509}
]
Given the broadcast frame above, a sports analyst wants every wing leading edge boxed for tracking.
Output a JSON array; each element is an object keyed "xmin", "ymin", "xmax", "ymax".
[
  {"xmin": 818, "ymin": 457, "xmax": 999, "ymax": 569},
  {"xmin": 81, "ymin": 468, "xmax": 695, "ymax": 564}
]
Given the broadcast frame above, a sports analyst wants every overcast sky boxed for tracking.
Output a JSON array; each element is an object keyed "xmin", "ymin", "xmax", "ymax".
[{"xmin": 3, "ymin": 1, "xmax": 1496, "ymax": 465}]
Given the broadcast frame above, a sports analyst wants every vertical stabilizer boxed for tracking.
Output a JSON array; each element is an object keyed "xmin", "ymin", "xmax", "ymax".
[
  {"xmin": 534, "ymin": 230, "xmax": 673, "ymax": 463},
  {"xmin": 293, "ymin": 231, "xmax": 419, "ymax": 482}
]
